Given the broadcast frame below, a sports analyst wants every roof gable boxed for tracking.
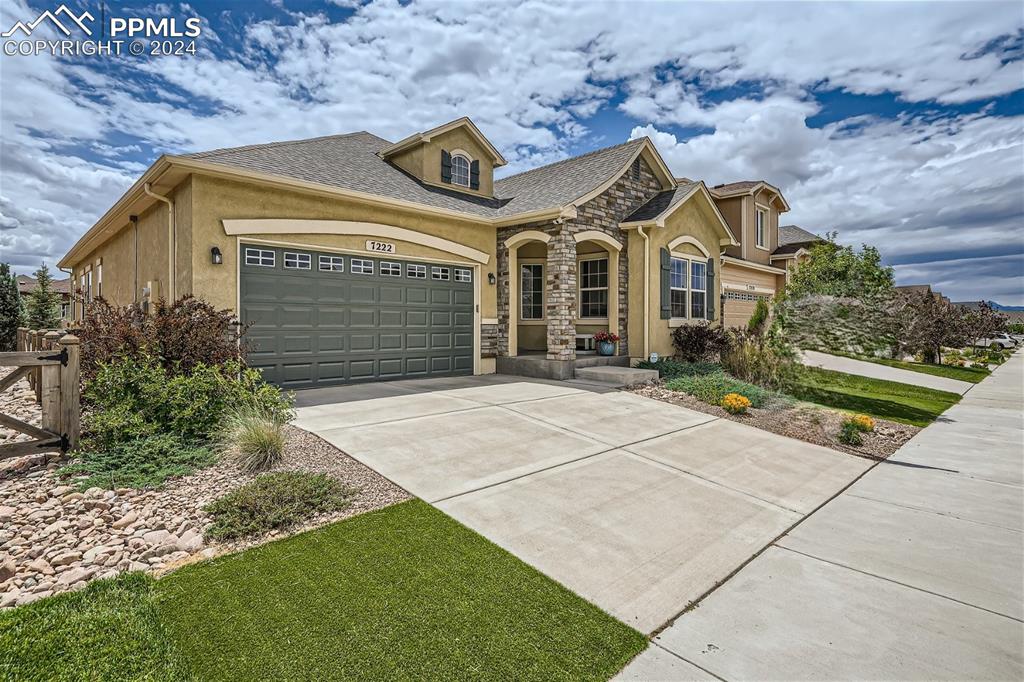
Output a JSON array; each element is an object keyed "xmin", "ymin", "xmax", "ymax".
[
  {"xmin": 621, "ymin": 181, "xmax": 739, "ymax": 247},
  {"xmin": 380, "ymin": 117, "xmax": 507, "ymax": 167}
]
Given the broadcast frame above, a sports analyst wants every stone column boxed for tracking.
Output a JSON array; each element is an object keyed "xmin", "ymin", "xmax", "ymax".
[
  {"xmin": 607, "ymin": 247, "xmax": 619, "ymax": 354},
  {"xmin": 546, "ymin": 226, "xmax": 576, "ymax": 361},
  {"xmin": 507, "ymin": 245, "xmax": 518, "ymax": 357}
]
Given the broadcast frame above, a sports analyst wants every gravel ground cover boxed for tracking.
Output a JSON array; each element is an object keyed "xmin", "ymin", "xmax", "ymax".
[
  {"xmin": 632, "ymin": 382, "xmax": 918, "ymax": 459},
  {"xmin": 1, "ymin": 363, "xmax": 410, "ymax": 609}
]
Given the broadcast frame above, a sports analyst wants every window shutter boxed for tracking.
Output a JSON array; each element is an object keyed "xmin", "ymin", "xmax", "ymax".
[
  {"xmin": 470, "ymin": 160, "xmax": 480, "ymax": 190},
  {"xmin": 660, "ymin": 248, "xmax": 671, "ymax": 319},
  {"xmin": 706, "ymin": 258, "xmax": 716, "ymax": 321},
  {"xmin": 441, "ymin": 150, "xmax": 452, "ymax": 184}
]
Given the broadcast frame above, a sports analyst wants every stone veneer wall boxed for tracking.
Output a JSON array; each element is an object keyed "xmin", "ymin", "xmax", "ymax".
[{"xmin": 495, "ymin": 155, "xmax": 663, "ymax": 360}]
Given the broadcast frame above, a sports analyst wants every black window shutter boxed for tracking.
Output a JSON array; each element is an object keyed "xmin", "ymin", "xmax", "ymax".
[
  {"xmin": 660, "ymin": 248, "xmax": 671, "ymax": 319},
  {"xmin": 706, "ymin": 258, "xmax": 716, "ymax": 320},
  {"xmin": 470, "ymin": 160, "xmax": 480, "ymax": 190},
  {"xmin": 441, "ymin": 150, "xmax": 452, "ymax": 184}
]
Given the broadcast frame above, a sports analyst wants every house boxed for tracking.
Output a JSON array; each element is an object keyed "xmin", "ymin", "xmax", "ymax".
[
  {"xmin": 58, "ymin": 117, "xmax": 739, "ymax": 388},
  {"xmin": 897, "ymin": 284, "xmax": 950, "ymax": 304},
  {"xmin": 16, "ymin": 275, "xmax": 72, "ymax": 321},
  {"xmin": 706, "ymin": 181, "xmax": 801, "ymax": 328}
]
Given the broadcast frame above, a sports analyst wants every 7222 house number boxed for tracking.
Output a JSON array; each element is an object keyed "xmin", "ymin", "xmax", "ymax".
[{"xmin": 365, "ymin": 240, "xmax": 395, "ymax": 253}]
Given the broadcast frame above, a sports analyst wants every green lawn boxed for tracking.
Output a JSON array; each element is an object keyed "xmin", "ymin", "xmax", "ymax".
[
  {"xmin": 1, "ymin": 500, "xmax": 645, "ymax": 681},
  {"xmin": 828, "ymin": 351, "xmax": 990, "ymax": 383},
  {"xmin": 787, "ymin": 366, "xmax": 961, "ymax": 427}
]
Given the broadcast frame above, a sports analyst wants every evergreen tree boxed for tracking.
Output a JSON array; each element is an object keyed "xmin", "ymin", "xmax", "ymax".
[
  {"xmin": 25, "ymin": 263, "xmax": 61, "ymax": 330},
  {"xmin": 0, "ymin": 263, "xmax": 25, "ymax": 351}
]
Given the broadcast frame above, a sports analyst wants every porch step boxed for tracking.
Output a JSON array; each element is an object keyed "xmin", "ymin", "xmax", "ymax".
[
  {"xmin": 573, "ymin": 355, "xmax": 630, "ymax": 368},
  {"xmin": 573, "ymin": 366, "xmax": 659, "ymax": 387}
]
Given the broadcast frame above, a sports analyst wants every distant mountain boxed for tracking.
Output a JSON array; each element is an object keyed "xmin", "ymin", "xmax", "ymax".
[{"xmin": 954, "ymin": 300, "xmax": 1024, "ymax": 311}]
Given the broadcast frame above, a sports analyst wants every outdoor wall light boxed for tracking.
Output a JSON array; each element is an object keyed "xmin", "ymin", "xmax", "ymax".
[
  {"xmin": 487, "ymin": 272, "xmax": 496, "ymax": 285},
  {"xmin": 211, "ymin": 246, "xmax": 223, "ymax": 265}
]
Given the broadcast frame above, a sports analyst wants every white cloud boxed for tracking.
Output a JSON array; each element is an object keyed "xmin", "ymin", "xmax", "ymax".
[{"xmin": 1, "ymin": 0, "xmax": 1022, "ymax": 302}]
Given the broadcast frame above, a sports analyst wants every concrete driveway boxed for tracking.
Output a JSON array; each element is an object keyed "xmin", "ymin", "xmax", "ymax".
[{"xmin": 295, "ymin": 376, "xmax": 872, "ymax": 634}]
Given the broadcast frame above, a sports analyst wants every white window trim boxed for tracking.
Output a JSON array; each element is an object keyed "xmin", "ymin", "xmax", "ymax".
[
  {"xmin": 381, "ymin": 261, "xmax": 402, "ymax": 277},
  {"xmin": 669, "ymin": 256, "xmax": 688, "ymax": 320},
  {"xmin": 431, "ymin": 266, "xmax": 451, "ymax": 280},
  {"xmin": 283, "ymin": 252, "xmax": 311, "ymax": 270},
  {"xmin": 454, "ymin": 268, "xmax": 472, "ymax": 283},
  {"xmin": 690, "ymin": 259, "xmax": 708, "ymax": 319},
  {"xmin": 519, "ymin": 260, "xmax": 545, "ymax": 323},
  {"xmin": 319, "ymin": 255, "xmax": 344, "ymax": 272},
  {"xmin": 351, "ymin": 258, "xmax": 374, "ymax": 275},
  {"xmin": 450, "ymin": 153, "xmax": 471, "ymax": 187},
  {"xmin": 755, "ymin": 204, "xmax": 770, "ymax": 251},
  {"xmin": 577, "ymin": 255, "xmax": 610, "ymax": 320},
  {"xmin": 407, "ymin": 263, "xmax": 427, "ymax": 279},
  {"xmin": 245, "ymin": 247, "xmax": 275, "ymax": 267}
]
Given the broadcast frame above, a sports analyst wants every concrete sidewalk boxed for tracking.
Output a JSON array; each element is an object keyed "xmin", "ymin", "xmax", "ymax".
[
  {"xmin": 800, "ymin": 349, "xmax": 974, "ymax": 394},
  {"xmin": 619, "ymin": 351, "xmax": 1024, "ymax": 681}
]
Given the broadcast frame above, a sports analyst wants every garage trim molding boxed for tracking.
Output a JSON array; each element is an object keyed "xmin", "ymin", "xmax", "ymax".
[{"xmin": 222, "ymin": 219, "xmax": 491, "ymax": 265}]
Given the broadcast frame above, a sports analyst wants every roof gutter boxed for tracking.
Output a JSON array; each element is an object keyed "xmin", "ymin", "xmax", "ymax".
[{"xmin": 143, "ymin": 183, "xmax": 174, "ymax": 301}]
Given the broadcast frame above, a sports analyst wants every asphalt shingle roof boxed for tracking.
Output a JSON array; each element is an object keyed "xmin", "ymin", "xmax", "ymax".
[
  {"xmin": 623, "ymin": 182, "xmax": 701, "ymax": 223},
  {"xmin": 778, "ymin": 224, "xmax": 821, "ymax": 246},
  {"xmin": 185, "ymin": 133, "xmax": 647, "ymax": 220},
  {"xmin": 16, "ymin": 275, "xmax": 71, "ymax": 294}
]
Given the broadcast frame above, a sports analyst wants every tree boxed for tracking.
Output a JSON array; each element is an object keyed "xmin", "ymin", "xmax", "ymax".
[
  {"xmin": 0, "ymin": 263, "xmax": 26, "ymax": 351},
  {"xmin": 784, "ymin": 233, "xmax": 894, "ymax": 301},
  {"xmin": 891, "ymin": 290, "xmax": 973, "ymax": 364},
  {"xmin": 965, "ymin": 301, "xmax": 1007, "ymax": 342},
  {"xmin": 24, "ymin": 263, "xmax": 61, "ymax": 329}
]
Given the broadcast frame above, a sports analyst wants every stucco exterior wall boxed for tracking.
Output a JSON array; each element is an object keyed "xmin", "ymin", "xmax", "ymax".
[
  {"xmin": 414, "ymin": 127, "xmax": 495, "ymax": 198},
  {"xmin": 187, "ymin": 174, "xmax": 498, "ymax": 322},
  {"xmin": 627, "ymin": 194, "xmax": 724, "ymax": 360}
]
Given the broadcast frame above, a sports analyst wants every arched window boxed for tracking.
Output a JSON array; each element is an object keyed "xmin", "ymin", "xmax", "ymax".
[{"xmin": 451, "ymin": 154, "xmax": 470, "ymax": 187}]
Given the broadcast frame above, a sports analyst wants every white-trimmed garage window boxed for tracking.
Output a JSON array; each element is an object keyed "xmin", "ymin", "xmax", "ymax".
[
  {"xmin": 245, "ymin": 248, "xmax": 275, "ymax": 267},
  {"xmin": 319, "ymin": 255, "xmax": 344, "ymax": 272},
  {"xmin": 431, "ymin": 266, "xmax": 450, "ymax": 281},
  {"xmin": 284, "ymin": 252, "xmax": 311, "ymax": 270},
  {"xmin": 670, "ymin": 257, "xmax": 688, "ymax": 318},
  {"xmin": 455, "ymin": 268, "xmax": 472, "ymax": 283},
  {"xmin": 407, "ymin": 264, "xmax": 427, "ymax": 279},
  {"xmin": 690, "ymin": 261, "xmax": 707, "ymax": 319},
  {"xmin": 351, "ymin": 258, "xmax": 374, "ymax": 275},
  {"xmin": 381, "ymin": 261, "xmax": 402, "ymax": 277}
]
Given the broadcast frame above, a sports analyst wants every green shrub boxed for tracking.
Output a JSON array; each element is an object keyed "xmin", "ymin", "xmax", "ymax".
[
  {"xmin": 83, "ymin": 355, "xmax": 293, "ymax": 450},
  {"xmin": 747, "ymin": 298, "xmax": 770, "ymax": 335},
  {"xmin": 670, "ymin": 322, "xmax": 731, "ymax": 362},
  {"xmin": 721, "ymin": 332, "xmax": 797, "ymax": 389},
  {"xmin": 635, "ymin": 359, "xmax": 720, "ymax": 378},
  {"xmin": 219, "ymin": 405, "xmax": 288, "ymax": 474},
  {"xmin": 837, "ymin": 421, "xmax": 864, "ymax": 446},
  {"xmin": 60, "ymin": 434, "xmax": 216, "ymax": 489},
  {"xmin": 665, "ymin": 370, "xmax": 776, "ymax": 408},
  {"xmin": 204, "ymin": 472, "xmax": 354, "ymax": 541}
]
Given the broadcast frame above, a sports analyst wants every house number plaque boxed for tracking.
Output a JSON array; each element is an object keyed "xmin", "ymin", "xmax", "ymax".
[{"xmin": 365, "ymin": 240, "xmax": 396, "ymax": 253}]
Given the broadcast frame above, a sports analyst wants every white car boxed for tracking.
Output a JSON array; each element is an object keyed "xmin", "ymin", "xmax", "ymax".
[{"xmin": 974, "ymin": 333, "xmax": 1017, "ymax": 349}]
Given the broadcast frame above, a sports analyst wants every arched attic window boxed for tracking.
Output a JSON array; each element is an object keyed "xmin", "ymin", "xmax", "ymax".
[{"xmin": 451, "ymin": 154, "xmax": 470, "ymax": 187}]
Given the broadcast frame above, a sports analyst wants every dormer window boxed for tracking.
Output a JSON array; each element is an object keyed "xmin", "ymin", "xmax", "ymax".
[{"xmin": 451, "ymin": 154, "xmax": 470, "ymax": 187}]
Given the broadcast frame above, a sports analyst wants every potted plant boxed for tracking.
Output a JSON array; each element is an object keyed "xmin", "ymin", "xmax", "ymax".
[{"xmin": 594, "ymin": 330, "xmax": 620, "ymax": 356}]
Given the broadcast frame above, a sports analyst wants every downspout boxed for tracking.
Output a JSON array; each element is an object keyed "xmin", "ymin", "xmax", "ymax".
[
  {"xmin": 637, "ymin": 225, "xmax": 651, "ymax": 358},
  {"xmin": 143, "ymin": 183, "xmax": 174, "ymax": 301},
  {"xmin": 130, "ymin": 215, "xmax": 139, "ymax": 303}
]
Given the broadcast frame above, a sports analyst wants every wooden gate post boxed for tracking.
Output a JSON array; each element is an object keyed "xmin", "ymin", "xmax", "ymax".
[
  {"xmin": 58, "ymin": 335, "xmax": 81, "ymax": 451},
  {"xmin": 41, "ymin": 331, "xmax": 62, "ymax": 435}
]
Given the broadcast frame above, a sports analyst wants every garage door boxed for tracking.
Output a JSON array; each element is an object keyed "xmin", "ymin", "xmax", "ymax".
[{"xmin": 240, "ymin": 244, "xmax": 475, "ymax": 388}]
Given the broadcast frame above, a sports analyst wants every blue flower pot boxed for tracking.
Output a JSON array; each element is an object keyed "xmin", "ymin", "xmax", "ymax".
[{"xmin": 597, "ymin": 341, "xmax": 616, "ymax": 356}]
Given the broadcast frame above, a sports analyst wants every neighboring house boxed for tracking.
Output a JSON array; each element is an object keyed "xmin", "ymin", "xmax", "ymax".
[
  {"xmin": 897, "ymin": 284, "xmax": 950, "ymax": 304},
  {"xmin": 707, "ymin": 181, "xmax": 797, "ymax": 328},
  {"xmin": 773, "ymin": 224, "xmax": 823, "ymax": 268},
  {"xmin": 58, "ymin": 117, "xmax": 738, "ymax": 388},
  {"xmin": 16, "ymin": 275, "xmax": 72, "ymax": 321}
]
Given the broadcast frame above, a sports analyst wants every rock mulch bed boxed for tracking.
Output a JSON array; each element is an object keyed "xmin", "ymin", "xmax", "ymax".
[
  {"xmin": 1, "ymin": 369, "xmax": 411, "ymax": 608},
  {"xmin": 632, "ymin": 382, "xmax": 918, "ymax": 459}
]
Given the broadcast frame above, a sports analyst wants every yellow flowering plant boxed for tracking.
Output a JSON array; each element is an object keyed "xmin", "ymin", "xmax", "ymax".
[
  {"xmin": 721, "ymin": 392, "xmax": 752, "ymax": 414},
  {"xmin": 851, "ymin": 414, "xmax": 875, "ymax": 432}
]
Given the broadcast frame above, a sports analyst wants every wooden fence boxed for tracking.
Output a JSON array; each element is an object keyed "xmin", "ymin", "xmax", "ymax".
[{"xmin": 1, "ymin": 328, "xmax": 80, "ymax": 459}]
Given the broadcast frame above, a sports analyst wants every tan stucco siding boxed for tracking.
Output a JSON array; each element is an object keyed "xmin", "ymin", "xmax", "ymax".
[
  {"xmin": 188, "ymin": 174, "xmax": 498, "ymax": 317},
  {"xmin": 718, "ymin": 196, "xmax": 744, "ymax": 260},
  {"xmin": 717, "ymin": 192, "xmax": 781, "ymax": 265},
  {"xmin": 418, "ymin": 127, "xmax": 495, "ymax": 198},
  {"xmin": 627, "ymin": 195, "xmax": 723, "ymax": 360}
]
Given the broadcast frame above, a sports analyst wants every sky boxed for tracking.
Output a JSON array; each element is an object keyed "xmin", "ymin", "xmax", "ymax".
[{"xmin": 1, "ymin": 0, "xmax": 1022, "ymax": 304}]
